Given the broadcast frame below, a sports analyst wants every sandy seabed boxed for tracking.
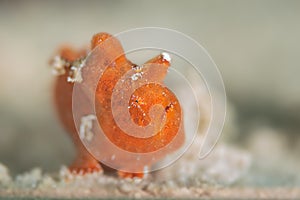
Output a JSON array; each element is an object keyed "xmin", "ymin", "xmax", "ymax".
[
  {"xmin": 0, "ymin": 138, "xmax": 257, "ymax": 199},
  {"xmin": 1, "ymin": 137, "xmax": 299, "ymax": 199},
  {"xmin": 1, "ymin": 183, "xmax": 300, "ymax": 199}
]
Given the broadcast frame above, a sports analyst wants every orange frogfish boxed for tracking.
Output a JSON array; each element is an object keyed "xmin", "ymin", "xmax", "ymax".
[{"xmin": 51, "ymin": 33, "xmax": 185, "ymax": 178}]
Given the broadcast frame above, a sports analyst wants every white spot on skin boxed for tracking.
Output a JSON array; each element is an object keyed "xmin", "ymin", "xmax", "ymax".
[
  {"xmin": 111, "ymin": 154, "xmax": 116, "ymax": 161},
  {"xmin": 143, "ymin": 165, "xmax": 149, "ymax": 174},
  {"xmin": 67, "ymin": 58, "xmax": 86, "ymax": 83},
  {"xmin": 79, "ymin": 114, "xmax": 96, "ymax": 142},
  {"xmin": 131, "ymin": 72, "xmax": 143, "ymax": 81},
  {"xmin": 50, "ymin": 55, "xmax": 66, "ymax": 75},
  {"xmin": 162, "ymin": 52, "xmax": 171, "ymax": 62}
]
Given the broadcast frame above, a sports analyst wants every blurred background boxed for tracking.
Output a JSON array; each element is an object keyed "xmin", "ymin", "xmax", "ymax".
[{"xmin": 0, "ymin": 0, "xmax": 299, "ymax": 187}]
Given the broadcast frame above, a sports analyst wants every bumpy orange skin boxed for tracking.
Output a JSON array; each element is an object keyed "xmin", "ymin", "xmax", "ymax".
[
  {"xmin": 53, "ymin": 47, "xmax": 102, "ymax": 173},
  {"xmin": 53, "ymin": 33, "xmax": 185, "ymax": 178}
]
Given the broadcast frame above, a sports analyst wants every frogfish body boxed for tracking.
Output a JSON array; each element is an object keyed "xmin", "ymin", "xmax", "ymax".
[{"xmin": 52, "ymin": 33, "xmax": 185, "ymax": 178}]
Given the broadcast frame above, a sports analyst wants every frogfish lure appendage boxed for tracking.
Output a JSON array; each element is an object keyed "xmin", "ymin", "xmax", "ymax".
[{"xmin": 51, "ymin": 33, "xmax": 185, "ymax": 178}]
